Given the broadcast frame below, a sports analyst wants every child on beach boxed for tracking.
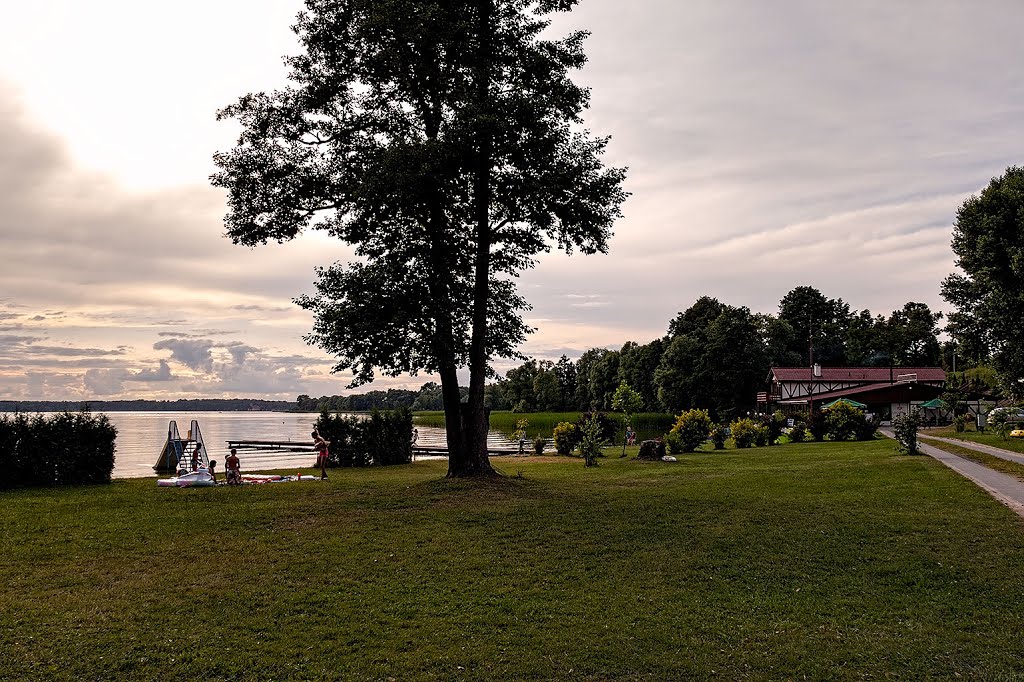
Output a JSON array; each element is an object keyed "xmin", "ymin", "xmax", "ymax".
[{"xmin": 226, "ymin": 448, "xmax": 241, "ymax": 485}]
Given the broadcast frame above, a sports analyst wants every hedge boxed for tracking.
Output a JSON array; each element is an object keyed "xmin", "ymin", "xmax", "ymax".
[
  {"xmin": 0, "ymin": 411, "xmax": 117, "ymax": 489},
  {"xmin": 315, "ymin": 407, "xmax": 413, "ymax": 467}
]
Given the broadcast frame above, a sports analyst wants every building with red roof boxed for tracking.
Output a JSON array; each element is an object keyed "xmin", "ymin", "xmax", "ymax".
[{"xmin": 761, "ymin": 364, "xmax": 947, "ymax": 423}]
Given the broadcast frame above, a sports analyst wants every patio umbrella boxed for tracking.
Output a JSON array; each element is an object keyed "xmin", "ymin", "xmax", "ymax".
[
  {"xmin": 821, "ymin": 397, "xmax": 867, "ymax": 410},
  {"xmin": 919, "ymin": 398, "xmax": 948, "ymax": 409}
]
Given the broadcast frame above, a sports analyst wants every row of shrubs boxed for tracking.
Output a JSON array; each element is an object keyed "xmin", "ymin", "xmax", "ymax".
[
  {"xmin": 0, "ymin": 411, "xmax": 117, "ymax": 489},
  {"xmin": 662, "ymin": 403, "xmax": 880, "ymax": 453},
  {"xmin": 315, "ymin": 407, "xmax": 413, "ymax": 467},
  {"xmin": 548, "ymin": 402, "xmax": 881, "ymax": 458}
]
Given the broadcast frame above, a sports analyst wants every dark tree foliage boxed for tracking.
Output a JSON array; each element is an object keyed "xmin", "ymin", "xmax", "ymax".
[
  {"xmin": 942, "ymin": 166, "xmax": 1024, "ymax": 398},
  {"xmin": 618, "ymin": 339, "xmax": 665, "ymax": 411},
  {"xmin": 503, "ymin": 359, "xmax": 541, "ymax": 411},
  {"xmin": 882, "ymin": 302, "xmax": 943, "ymax": 367},
  {"xmin": 532, "ymin": 361, "xmax": 562, "ymax": 411},
  {"xmin": 844, "ymin": 309, "xmax": 887, "ymax": 366},
  {"xmin": 667, "ymin": 296, "xmax": 726, "ymax": 338},
  {"xmin": 655, "ymin": 301, "xmax": 768, "ymax": 421},
  {"xmin": 213, "ymin": 0, "xmax": 627, "ymax": 476},
  {"xmin": 778, "ymin": 286, "xmax": 852, "ymax": 366},
  {"xmin": 553, "ymin": 354, "xmax": 577, "ymax": 410},
  {"xmin": 572, "ymin": 347, "xmax": 612, "ymax": 410}
]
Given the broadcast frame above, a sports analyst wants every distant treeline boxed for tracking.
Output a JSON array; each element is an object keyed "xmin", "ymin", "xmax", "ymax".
[
  {"xmin": 297, "ymin": 389, "xmax": 442, "ymax": 413},
  {"xmin": 0, "ymin": 398, "xmax": 295, "ymax": 413}
]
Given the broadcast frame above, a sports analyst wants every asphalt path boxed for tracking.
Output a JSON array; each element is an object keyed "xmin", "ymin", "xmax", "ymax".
[{"xmin": 881, "ymin": 429, "xmax": 1024, "ymax": 519}]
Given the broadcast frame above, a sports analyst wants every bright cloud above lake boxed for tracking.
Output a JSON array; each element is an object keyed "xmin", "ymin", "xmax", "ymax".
[{"xmin": 1, "ymin": 0, "xmax": 1022, "ymax": 400}]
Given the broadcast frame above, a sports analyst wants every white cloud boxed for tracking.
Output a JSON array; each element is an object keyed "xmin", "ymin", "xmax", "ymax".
[{"xmin": 2, "ymin": 1, "xmax": 1024, "ymax": 397}]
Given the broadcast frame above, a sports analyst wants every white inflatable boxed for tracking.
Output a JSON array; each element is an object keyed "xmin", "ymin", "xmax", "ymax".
[{"xmin": 157, "ymin": 469, "xmax": 216, "ymax": 488}]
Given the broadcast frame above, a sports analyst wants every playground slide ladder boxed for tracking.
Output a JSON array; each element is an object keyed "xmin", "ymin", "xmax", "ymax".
[{"xmin": 152, "ymin": 419, "xmax": 209, "ymax": 474}]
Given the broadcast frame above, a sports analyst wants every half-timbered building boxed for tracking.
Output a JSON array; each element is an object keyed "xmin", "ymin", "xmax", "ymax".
[{"xmin": 762, "ymin": 365, "xmax": 946, "ymax": 423}]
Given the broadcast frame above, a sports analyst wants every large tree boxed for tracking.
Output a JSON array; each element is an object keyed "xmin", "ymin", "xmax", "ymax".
[
  {"xmin": 656, "ymin": 301, "xmax": 768, "ymax": 420},
  {"xmin": 213, "ymin": 0, "xmax": 627, "ymax": 476},
  {"xmin": 882, "ymin": 302, "xmax": 943, "ymax": 367},
  {"xmin": 778, "ymin": 286, "xmax": 852, "ymax": 366},
  {"xmin": 942, "ymin": 166, "xmax": 1024, "ymax": 398}
]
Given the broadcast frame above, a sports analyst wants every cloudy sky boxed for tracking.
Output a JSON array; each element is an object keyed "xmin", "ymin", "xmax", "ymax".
[{"xmin": 1, "ymin": 1, "xmax": 1022, "ymax": 401}]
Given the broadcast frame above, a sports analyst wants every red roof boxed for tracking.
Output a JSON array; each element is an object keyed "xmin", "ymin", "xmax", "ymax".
[
  {"xmin": 776, "ymin": 382, "xmax": 944, "ymax": 404},
  {"xmin": 771, "ymin": 367, "xmax": 946, "ymax": 383}
]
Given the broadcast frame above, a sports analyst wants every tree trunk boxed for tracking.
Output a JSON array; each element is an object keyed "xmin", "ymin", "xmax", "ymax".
[{"xmin": 450, "ymin": 0, "xmax": 497, "ymax": 478}]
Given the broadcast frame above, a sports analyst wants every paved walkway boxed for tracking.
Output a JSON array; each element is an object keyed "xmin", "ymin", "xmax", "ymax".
[{"xmin": 881, "ymin": 429, "xmax": 1024, "ymax": 519}]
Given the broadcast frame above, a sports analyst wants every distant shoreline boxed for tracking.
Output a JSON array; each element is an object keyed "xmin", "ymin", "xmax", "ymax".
[{"xmin": 0, "ymin": 399, "xmax": 300, "ymax": 413}]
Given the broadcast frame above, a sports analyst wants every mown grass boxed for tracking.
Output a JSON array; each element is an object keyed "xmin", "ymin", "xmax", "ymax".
[
  {"xmin": 3, "ymin": 441, "xmax": 1024, "ymax": 680},
  {"xmin": 922, "ymin": 425, "xmax": 1024, "ymax": 455},
  {"xmin": 414, "ymin": 411, "xmax": 675, "ymax": 441},
  {"xmin": 920, "ymin": 436, "xmax": 1024, "ymax": 481}
]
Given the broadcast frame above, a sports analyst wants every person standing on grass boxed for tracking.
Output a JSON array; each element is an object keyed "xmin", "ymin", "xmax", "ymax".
[
  {"xmin": 312, "ymin": 430, "xmax": 330, "ymax": 480},
  {"xmin": 226, "ymin": 448, "xmax": 241, "ymax": 485}
]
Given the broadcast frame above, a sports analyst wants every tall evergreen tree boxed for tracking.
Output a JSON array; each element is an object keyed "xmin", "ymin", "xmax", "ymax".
[{"xmin": 213, "ymin": 0, "xmax": 627, "ymax": 476}]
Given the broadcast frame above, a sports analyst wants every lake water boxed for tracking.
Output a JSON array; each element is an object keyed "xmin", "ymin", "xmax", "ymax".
[{"xmin": 4, "ymin": 411, "xmax": 518, "ymax": 479}]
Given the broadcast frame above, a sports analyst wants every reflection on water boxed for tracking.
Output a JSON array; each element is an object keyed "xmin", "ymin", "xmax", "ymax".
[
  {"xmin": 98, "ymin": 411, "xmax": 328, "ymax": 478},
  {"xmin": 3, "ymin": 411, "xmax": 521, "ymax": 479}
]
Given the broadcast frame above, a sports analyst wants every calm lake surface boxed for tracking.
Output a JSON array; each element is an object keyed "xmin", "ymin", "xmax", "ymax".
[
  {"xmin": 13, "ymin": 411, "xmax": 512, "ymax": 479},
  {"xmin": 98, "ymin": 411, "xmax": 336, "ymax": 478}
]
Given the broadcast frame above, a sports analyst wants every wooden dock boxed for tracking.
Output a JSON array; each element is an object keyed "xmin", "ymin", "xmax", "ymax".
[
  {"xmin": 225, "ymin": 437, "xmax": 546, "ymax": 458},
  {"xmin": 226, "ymin": 439, "xmax": 315, "ymax": 453}
]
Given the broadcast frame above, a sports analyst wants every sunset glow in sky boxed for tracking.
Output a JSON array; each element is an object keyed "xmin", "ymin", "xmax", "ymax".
[{"xmin": 2, "ymin": 1, "xmax": 1022, "ymax": 400}]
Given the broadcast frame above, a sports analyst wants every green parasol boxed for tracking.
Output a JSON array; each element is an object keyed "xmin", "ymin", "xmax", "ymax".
[{"xmin": 821, "ymin": 397, "xmax": 867, "ymax": 410}]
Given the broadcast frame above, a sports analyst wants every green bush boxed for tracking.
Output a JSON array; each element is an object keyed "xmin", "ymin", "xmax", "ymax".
[
  {"xmin": 0, "ymin": 411, "xmax": 117, "ymax": 489},
  {"xmin": 533, "ymin": 435, "xmax": 546, "ymax": 455},
  {"xmin": 825, "ymin": 402, "xmax": 863, "ymax": 441},
  {"xmin": 753, "ymin": 425, "xmax": 770, "ymax": 447},
  {"xmin": 987, "ymin": 407, "xmax": 1017, "ymax": 440},
  {"xmin": 315, "ymin": 407, "xmax": 412, "ymax": 467},
  {"xmin": 365, "ymin": 407, "xmax": 413, "ymax": 466},
  {"xmin": 788, "ymin": 423, "xmax": 807, "ymax": 443},
  {"xmin": 669, "ymin": 409, "xmax": 713, "ymax": 452},
  {"xmin": 577, "ymin": 412, "xmax": 616, "ymax": 445},
  {"xmin": 664, "ymin": 430, "xmax": 684, "ymax": 455},
  {"xmin": 315, "ymin": 411, "xmax": 368, "ymax": 466},
  {"xmin": 807, "ymin": 410, "xmax": 827, "ymax": 442},
  {"xmin": 893, "ymin": 410, "xmax": 922, "ymax": 455},
  {"xmin": 855, "ymin": 414, "xmax": 881, "ymax": 441},
  {"xmin": 709, "ymin": 424, "xmax": 727, "ymax": 450},
  {"xmin": 756, "ymin": 411, "xmax": 785, "ymax": 446},
  {"xmin": 579, "ymin": 413, "xmax": 605, "ymax": 467},
  {"xmin": 823, "ymin": 403, "xmax": 878, "ymax": 441},
  {"xmin": 730, "ymin": 418, "xmax": 759, "ymax": 449},
  {"xmin": 552, "ymin": 422, "xmax": 579, "ymax": 455},
  {"xmin": 953, "ymin": 414, "xmax": 968, "ymax": 433}
]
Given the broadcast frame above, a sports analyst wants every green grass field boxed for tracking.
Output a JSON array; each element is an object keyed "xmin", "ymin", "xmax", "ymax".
[
  {"xmin": 922, "ymin": 425, "xmax": 1024, "ymax": 455},
  {"xmin": 3, "ymin": 441, "xmax": 1024, "ymax": 680},
  {"xmin": 920, "ymin": 436, "xmax": 1024, "ymax": 482},
  {"xmin": 415, "ymin": 411, "xmax": 675, "ymax": 442}
]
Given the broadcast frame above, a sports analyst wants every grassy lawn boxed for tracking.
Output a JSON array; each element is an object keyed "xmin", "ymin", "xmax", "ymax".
[
  {"xmin": 922, "ymin": 425, "xmax": 1024, "ymax": 455},
  {"xmin": 3, "ymin": 441, "xmax": 1024, "ymax": 680},
  {"xmin": 920, "ymin": 436, "xmax": 1024, "ymax": 482}
]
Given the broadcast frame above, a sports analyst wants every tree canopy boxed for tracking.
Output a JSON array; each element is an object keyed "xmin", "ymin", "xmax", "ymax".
[
  {"xmin": 213, "ymin": 0, "xmax": 627, "ymax": 475},
  {"xmin": 942, "ymin": 165, "xmax": 1024, "ymax": 398}
]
